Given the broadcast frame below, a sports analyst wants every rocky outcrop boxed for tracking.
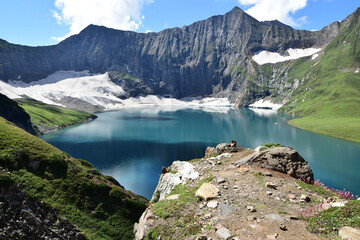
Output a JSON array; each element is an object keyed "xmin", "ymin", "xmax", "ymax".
[
  {"xmin": 134, "ymin": 144, "xmax": 327, "ymax": 240},
  {"xmin": 0, "ymin": 93, "xmax": 36, "ymax": 135},
  {"xmin": 0, "ymin": 174, "xmax": 85, "ymax": 240},
  {"xmin": 151, "ymin": 161, "xmax": 199, "ymax": 203},
  {"xmin": 235, "ymin": 146, "xmax": 314, "ymax": 182}
]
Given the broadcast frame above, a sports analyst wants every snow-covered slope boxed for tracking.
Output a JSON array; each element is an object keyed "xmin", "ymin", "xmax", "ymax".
[
  {"xmin": 0, "ymin": 71, "xmax": 232, "ymax": 112},
  {"xmin": 252, "ymin": 48, "xmax": 321, "ymax": 65}
]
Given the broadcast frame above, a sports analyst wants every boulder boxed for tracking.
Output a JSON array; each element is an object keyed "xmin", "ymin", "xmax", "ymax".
[
  {"xmin": 207, "ymin": 143, "xmax": 239, "ymax": 156},
  {"xmin": 195, "ymin": 183, "xmax": 219, "ymax": 201},
  {"xmin": 339, "ymin": 226, "xmax": 360, "ymax": 240},
  {"xmin": 151, "ymin": 161, "xmax": 199, "ymax": 202},
  {"xmin": 246, "ymin": 147, "xmax": 314, "ymax": 181},
  {"xmin": 218, "ymin": 203, "xmax": 236, "ymax": 216}
]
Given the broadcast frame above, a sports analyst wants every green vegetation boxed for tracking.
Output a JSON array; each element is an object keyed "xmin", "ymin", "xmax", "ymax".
[
  {"xmin": 252, "ymin": 171, "xmax": 264, "ymax": 185},
  {"xmin": 297, "ymin": 180, "xmax": 335, "ymax": 198},
  {"xmin": 0, "ymin": 117, "xmax": 147, "ymax": 239},
  {"xmin": 258, "ymin": 143, "xmax": 282, "ymax": 151},
  {"xmin": 281, "ymin": 12, "xmax": 360, "ymax": 143},
  {"xmin": 304, "ymin": 201, "xmax": 360, "ymax": 238},
  {"xmin": 16, "ymin": 99, "xmax": 95, "ymax": 134},
  {"xmin": 149, "ymin": 174, "xmax": 213, "ymax": 239}
]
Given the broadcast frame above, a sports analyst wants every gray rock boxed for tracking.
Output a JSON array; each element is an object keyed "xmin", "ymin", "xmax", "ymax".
[
  {"xmin": 266, "ymin": 182, "xmax": 277, "ymax": 189},
  {"xmin": 246, "ymin": 147, "xmax": 314, "ymax": 181},
  {"xmin": 247, "ymin": 206, "xmax": 256, "ymax": 212},
  {"xmin": 207, "ymin": 200, "xmax": 219, "ymax": 209},
  {"xmin": 339, "ymin": 226, "xmax": 360, "ymax": 240},
  {"xmin": 217, "ymin": 177, "xmax": 226, "ymax": 184},
  {"xmin": 218, "ymin": 203, "xmax": 236, "ymax": 216},
  {"xmin": 216, "ymin": 227, "xmax": 231, "ymax": 240},
  {"xmin": 265, "ymin": 214, "xmax": 287, "ymax": 223}
]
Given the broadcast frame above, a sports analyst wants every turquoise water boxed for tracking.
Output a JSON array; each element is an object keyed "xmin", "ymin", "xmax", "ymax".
[{"xmin": 42, "ymin": 107, "xmax": 360, "ymax": 199}]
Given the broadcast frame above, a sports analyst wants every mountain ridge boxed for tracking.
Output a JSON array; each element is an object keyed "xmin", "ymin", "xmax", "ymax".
[{"xmin": 0, "ymin": 6, "xmax": 348, "ymax": 102}]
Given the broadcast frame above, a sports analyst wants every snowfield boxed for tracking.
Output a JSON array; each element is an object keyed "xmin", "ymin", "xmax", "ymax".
[
  {"xmin": 249, "ymin": 99, "xmax": 282, "ymax": 111},
  {"xmin": 252, "ymin": 48, "xmax": 321, "ymax": 65},
  {"xmin": 0, "ymin": 71, "xmax": 232, "ymax": 112}
]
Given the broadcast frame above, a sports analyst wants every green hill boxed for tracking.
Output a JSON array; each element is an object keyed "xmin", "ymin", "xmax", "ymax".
[
  {"xmin": 0, "ymin": 116, "xmax": 148, "ymax": 239},
  {"xmin": 16, "ymin": 99, "xmax": 97, "ymax": 135},
  {"xmin": 281, "ymin": 8, "xmax": 360, "ymax": 143}
]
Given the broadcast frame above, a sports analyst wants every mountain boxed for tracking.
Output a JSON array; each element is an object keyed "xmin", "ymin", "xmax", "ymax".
[
  {"xmin": 0, "ymin": 7, "xmax": 359, "ymax": 141},
  {"xmin": 0, "ymin": 7, "xmax": 342, "ymax": 102}
]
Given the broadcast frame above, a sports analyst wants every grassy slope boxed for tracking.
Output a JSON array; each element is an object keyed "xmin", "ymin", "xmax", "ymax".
[
  {"xmin": 281, "ymin": 9, "xmax": 360, "ymax": 143},
  {"xmin": 0, "ymin": 117, "xmax": 147, "ymax": 239},
  {"xmin": 16, "ymin": 99, "xmax": 96, "ymax": 134}
]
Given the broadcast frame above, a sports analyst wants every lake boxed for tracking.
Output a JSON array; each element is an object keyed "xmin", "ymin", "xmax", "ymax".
[{"xmin": 42, "ymin": 107, "xmax": 360, "ymax": 199}]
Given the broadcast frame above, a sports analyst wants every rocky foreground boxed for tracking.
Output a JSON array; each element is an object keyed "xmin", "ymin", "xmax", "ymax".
[{"xmin": 134, "ymin": 144, "xmax": 360, "ymax": 240}]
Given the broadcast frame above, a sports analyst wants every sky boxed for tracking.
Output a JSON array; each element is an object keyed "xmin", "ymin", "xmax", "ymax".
[{"xmin": 0, "ymin": 0, "xmax": 358, "ymax": 46}]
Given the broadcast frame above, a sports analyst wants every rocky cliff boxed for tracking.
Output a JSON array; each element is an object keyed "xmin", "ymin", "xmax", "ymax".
[
  {"xmin": 0, "ymin": 93, "xmax": 36, "ymax": 135},
  {"xmin": 1, "ymin": 7, "xmax": 357, "ymax": 105}
]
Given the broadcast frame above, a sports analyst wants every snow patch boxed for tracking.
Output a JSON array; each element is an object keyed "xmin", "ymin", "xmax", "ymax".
[
  {"xmin": 253, "ymin": 48, "xmax": 321, "ymax": 65},
  {"xmin": 249, "ymin": 108, "xmax": 277, "ymax": 117},
  {"xmin": 249, "ymin": 99, "xmax": 282, "ymax": 111},
  {"xmin": 0, "ymin": 71, "xmax": 232, "ymax": 112},
  {"xmin": 1, "ymin": 71, "xmax": 126, "ymax": 107},
  {"xmin": 311, "ymin": 53, "xmax": 319, "ymax": 60}
]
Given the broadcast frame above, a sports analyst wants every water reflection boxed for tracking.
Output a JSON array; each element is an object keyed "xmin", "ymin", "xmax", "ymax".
[{"xmin": 43, "ymin": 107, "xmax": 360, "ymax": 199}]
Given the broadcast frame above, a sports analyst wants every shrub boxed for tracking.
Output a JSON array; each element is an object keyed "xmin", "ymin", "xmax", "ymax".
[
  {"xmin": 0, "ymin": 174, "xmax": 14, "ymax": 189},
  {"xmin": 47, "ymin": 154, "xmax": 68, "ymax": 178},
  {"xmin": 78, "ymin": 159, "xmax": 93, "ymax": 168},
  {"xmin": 109, "ymin": 186, "xmax": 126, "ymax": 201}
]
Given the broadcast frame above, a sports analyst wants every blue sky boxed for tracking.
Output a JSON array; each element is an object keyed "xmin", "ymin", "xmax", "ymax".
[{"xmin": 0, "ymin": 0, "xmax": 358, "ymax": 46}]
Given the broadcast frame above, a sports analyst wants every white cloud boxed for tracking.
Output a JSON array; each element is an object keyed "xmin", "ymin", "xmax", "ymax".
[
  {"xmin": 238, "ymin": 0, "xmax": 308, "ymax": 27},
  {"xmin": 51, "ymin": 0, "xmax": 153, "ymax": 42}
]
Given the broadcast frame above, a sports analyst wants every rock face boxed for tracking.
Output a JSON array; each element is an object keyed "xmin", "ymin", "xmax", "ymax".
[
  {"xmin": 0, "ymin": 93, "xmax": 36, "ymax": 135},
  {"xmin": 236, "ymin": 146, "xmax": 314, "ymax": 182},
  {"xmin": 0, "ymin": 180, "xmax": 85, "ymax": 240},
  {"xmin": 1, "ymin": 7, "xmax": 357, "ymax": 104},
  {"xmin": 151, "ymin": 161, "xmax": 199, "ymax": 202}
]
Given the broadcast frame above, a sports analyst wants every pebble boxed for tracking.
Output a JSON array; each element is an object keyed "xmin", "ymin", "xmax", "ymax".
[
  {"xmin": 264, "ymin": 172, "xmax": 272, "ymax": 177},
  {"xmin": 247, "ymin": 206, "xmax": 256, "ymax": 212},
  {"xmin": 207, "ymin": 200, "xmax": 219, "ymax": 209},
  {"xmin": 217, "ymin": 177, "xmax": 226, "ymax": 184},
  {"xmin": 279, "ymin": 224, "xmax": 287, "ymax": 231},
  {"xmin": 288, "ymin": 194, "xmax": 296, "ymax": 200},
  {"xmin": 247, "ymin": 216, "xmax": 257, "ymax": 221},
  {"xmin": 300, "ymin": 194, "xmax": 311, "ymax": 202},
  {"xmin": 266, "ymin": 182, "xmax": 277, "ymax": 189}
]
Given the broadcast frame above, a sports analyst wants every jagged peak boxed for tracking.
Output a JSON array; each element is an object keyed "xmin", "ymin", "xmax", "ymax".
[{"xmin": 262, "ymin": 20, "xmax": 291, "ymax": 28}]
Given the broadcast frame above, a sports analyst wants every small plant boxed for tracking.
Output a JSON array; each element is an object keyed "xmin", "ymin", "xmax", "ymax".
[
  {"xmin": 252, "ymin": 171, "xmax": 264, "ymax": 185},
  {"xmin": 302, "ymin": 200, "xmax": 360, "ymax": 238},
  {"xmin": 264, "ymin": 143, "xmax": 282, "ymax": 148}
]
